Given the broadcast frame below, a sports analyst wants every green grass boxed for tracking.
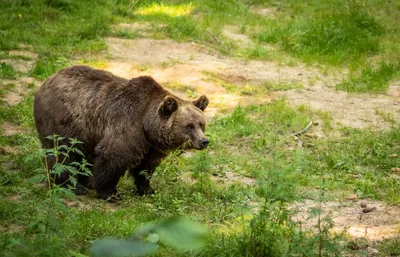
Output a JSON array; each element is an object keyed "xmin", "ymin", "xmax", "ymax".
[
  {"xmin": 256, "ymin": 3, "xmax": 383, "ymax": 63},
  {"xmin": 336, "ymin": 60, "xmax": 400, "ymax": 93},
  {"xmin": 0, "ymin": 0, "xmax": 128, "ymax": 79},
  {"xmin": 0, "ymin": 63, "xmax": 19, "ymax": 79}
]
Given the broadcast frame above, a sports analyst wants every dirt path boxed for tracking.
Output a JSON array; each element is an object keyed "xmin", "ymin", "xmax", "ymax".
[{"xmin": 103, "ymin": 33, "xmax": 400, "ymax": 129}]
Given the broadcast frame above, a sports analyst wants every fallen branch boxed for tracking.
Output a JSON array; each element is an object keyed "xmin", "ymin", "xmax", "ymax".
[{"xmin": 291, "ymin": 121, "xmax": 313, "ymax": 137}]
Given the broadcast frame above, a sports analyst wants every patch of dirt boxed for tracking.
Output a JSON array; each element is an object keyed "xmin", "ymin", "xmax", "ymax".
[
  {"xmin": 7, "ymin": 194, "xmax": 21, "ymax": 201},
  {"xmin": 214, "ymin": 71, "xmax": 248, "ymax": 84},
  {"xmin": 292, "ymin": 199, "xmax": 400, "ymax": 241},
  {"xmin": 250, "ymin": 6, "xmax": 278, "ymax": 18},
  {"xmin": 2, "ymin": 77, "xmax": 39, "ymax": 106},
  {"xmin": 388, "ymin": 80, "xmax": 400, "ymax": 98},
  {"xmin": 212, "ymin": 171, "xmax": 256, "ymax": 186},
  {"xmin": 104, "ymin": 37, "xmax": 332, "ymax": 118},
  {"xmin": 2, "ymin": 59, "xmax": 34, "ymax": 73},
  {"xmin": 2, "ymin": 91, "xmax": 23, "ymax": 105},
  {"xmin": 113, "ymin": 22, "xmax": 157, "ymax": 37},
  {"xmin": 3, "ymin": 77, "xmax": 39, "ymax": 86},
  {"xmin": 8, "ymin": 49, "xmax": 38, "ymax": 60},
  {"xmin": 65, "ymin": 199, "xmax": 94, "ymax": 211},
  {"xmin": 0, "ymin": 45, "xmax": 37, "ymax": 73},
  {"xmin": 0, "ymin": 146, "xmax": 20, "ymax": 155},
  {"xmin": 1, "ymin": 122, "xmax": 24, "ymax": 136},
  {"xmin": 0, "ymin": 224, "xmax": 25, "ymax": 234},
  {"xmin": 275, "ymin": 83, "xmax": 400, "ymax": 129},
  {"xmin": 222, "ymin": 25, "xmax": 254, "ymax": 46}
]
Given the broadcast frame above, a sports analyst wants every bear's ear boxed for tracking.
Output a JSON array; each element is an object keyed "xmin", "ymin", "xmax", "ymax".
[
  {"xmin": 193, "ymin": 95, "xmax": 209, "ymax": 111},
  {"xmin": 159, "ymin": 95, "xmax": 179, "ymax": 116}
]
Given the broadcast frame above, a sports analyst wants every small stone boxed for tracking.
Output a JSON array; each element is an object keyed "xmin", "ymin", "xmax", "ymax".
[
  {"xmin": 346, "ymin": 194, "xmax": 358, "ymax": 200},
  {"xmin": 360, "ymin": 201, "xmax": 367, "ymax": 208},
  {"xmin": 368, "ymin": 247, "xmax": 379, "ymax": 255},
  {"xmin": 391, "ymin": 167, "xmax": 400, "ymax": 173},
  {"xmin": 362, "ymin": 207, "xmax": 376, "ymax": 213}
]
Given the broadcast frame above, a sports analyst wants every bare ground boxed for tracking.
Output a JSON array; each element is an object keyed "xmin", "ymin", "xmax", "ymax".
[
  {"xmin": 292, "ymin": 199, "xmax": 400, "ymax": 241},
  {"xmin": 103, "ymin": 33, "xmax": 400, "ymax": 129}
]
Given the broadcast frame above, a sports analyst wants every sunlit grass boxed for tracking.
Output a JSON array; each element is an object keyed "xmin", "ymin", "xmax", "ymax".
[{"xmin": 135, "ymin": 3, "xmax": 194, "ymax": 17}]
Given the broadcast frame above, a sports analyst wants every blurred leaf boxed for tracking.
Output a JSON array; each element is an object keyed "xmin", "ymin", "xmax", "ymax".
[
  {"xmin": 158, "ymin": 218, "xmax": 207, "ymax": 251},
  {"xmin": 91, "ymin": 237, "xmax": 158, "ymax": 257},
  {"xmin": 137, "ymin": 217, "xmax": 207, "ymax": 251},
  {"xmin": 146, "ymin": 233, "xmax": 160, "ymax": 244}
]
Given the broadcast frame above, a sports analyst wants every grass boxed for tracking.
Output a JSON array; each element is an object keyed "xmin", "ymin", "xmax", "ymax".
[
  {"xmin": 1, "ymin": 0, "xmax": 400, "ymax": 256},
  {"xmin": 255, "ymin": 2, "xmax": 384, "ymax": 63},
  {"xmin": 337, "ymin": 60, "xmax": 400, "ymax": 93},
  {"xmin": 0, "ymin": 63, "xmax": 19, "ymax": 79}
]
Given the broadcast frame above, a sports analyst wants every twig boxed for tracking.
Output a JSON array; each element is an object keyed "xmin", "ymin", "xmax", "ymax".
[
  {"xmin": 206, "ymin": 29, "xmax": 221, "ymax": 44},
  {"xmin": 290, "ymin": 121, "xmax": 313, "ymax": 137}
]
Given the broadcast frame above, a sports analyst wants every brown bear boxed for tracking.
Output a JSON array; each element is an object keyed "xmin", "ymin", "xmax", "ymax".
[{"xmin": 33, "ymin": 65, "xmax": 209, "ymax": 201}]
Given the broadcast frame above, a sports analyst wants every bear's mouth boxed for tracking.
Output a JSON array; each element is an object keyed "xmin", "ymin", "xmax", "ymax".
[{"xmin": 189, "ymin": 141, "xmax": 208, "ymax": 150}]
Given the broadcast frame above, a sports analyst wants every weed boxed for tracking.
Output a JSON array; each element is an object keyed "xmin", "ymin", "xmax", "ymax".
[
  {"xmin": 375, "ymin": 108, "xmax": 396, "ymax": 125},
  {"xmin": 27, "ymin": 135, "xmax": 92, "ymax": 233}
]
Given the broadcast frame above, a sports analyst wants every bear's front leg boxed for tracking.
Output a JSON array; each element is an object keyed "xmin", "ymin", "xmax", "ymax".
[
  {"xmin": 129, "ymin": 148, "xmax": 166, "ymax": 196},
  {"xmin": 94, "ymin": 157, "xmax": 126, "ymax": 201}
]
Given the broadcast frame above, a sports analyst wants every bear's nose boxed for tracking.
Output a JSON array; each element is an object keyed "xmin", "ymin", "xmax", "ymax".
[{"xmin": 200, "ymin": 138, "xmax": 209, "ymax": 148}]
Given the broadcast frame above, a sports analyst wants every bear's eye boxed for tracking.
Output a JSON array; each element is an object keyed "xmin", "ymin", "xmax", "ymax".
[
  {"xmin": 199, "ymin": 122, "xmax": 205, "ymax": 130},
  {"xmin": 186, "ymin": 124, "xmax": 195, "ymax": 130}
]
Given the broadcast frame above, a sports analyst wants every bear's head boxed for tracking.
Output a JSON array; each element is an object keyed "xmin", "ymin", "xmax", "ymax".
[{"xmin": 156, "ymin": 94, "xmax": 209, "ymax": 151}]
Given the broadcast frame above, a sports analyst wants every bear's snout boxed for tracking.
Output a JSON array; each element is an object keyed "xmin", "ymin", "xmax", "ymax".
[{"xmin": 199, "ymin": 138, "xmax": 209, "ymax": 149}]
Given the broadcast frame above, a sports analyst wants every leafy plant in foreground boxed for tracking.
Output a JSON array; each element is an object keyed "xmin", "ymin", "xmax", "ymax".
[
  {"xmin": 27, "ymin": 135, "xmax": 92, "ymax": 234},
  {"xmin": 91, "ymin": 217, "xmax": 208, "ymax": 257}
]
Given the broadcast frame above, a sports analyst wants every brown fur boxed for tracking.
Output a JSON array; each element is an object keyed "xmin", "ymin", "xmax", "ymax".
[{"xmin": 34, "ymin": 65, "xmax": 209, "ymax": 200}]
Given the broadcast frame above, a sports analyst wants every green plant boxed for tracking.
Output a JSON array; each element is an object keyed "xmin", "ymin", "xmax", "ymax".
[
  {"xmin": 27, "ymin": 135, "xmax": 92, "ymax": 233},
  {"xmin": 91, "ymin": 217, "xmax": 207, "ymax": 257}
]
